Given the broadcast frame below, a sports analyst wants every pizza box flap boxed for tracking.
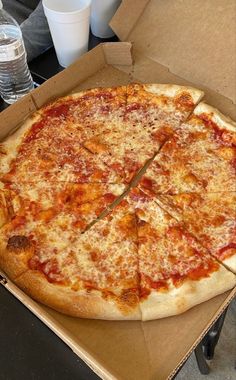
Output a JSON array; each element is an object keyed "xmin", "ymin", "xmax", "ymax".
[
  {"xmin": 0, "ymin": 94, "xmax": 36, "ymax": 141},
  {"xmin": 1, "ymin": 272, "xmax": 235, "ymax": 380},
  {"xmin": 111, "ymin": 0, "xmax": 236, "ymax": 106}
]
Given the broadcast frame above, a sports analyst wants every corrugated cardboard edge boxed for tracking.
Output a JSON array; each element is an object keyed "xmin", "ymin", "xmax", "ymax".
[
  {"xmin": 0, "ymin": 271, "xmax": 115, "ymax": 380},
  {"xmin": 102, "ymin": 42, "xmax": 133, "ymax": 66},
  {"xmin": 168, "ymin": 289, "xmax": 236, "ymax": 380}
]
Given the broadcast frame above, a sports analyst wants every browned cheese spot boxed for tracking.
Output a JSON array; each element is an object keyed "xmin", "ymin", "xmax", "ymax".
[{"xmin": 7, "ymin": 235, "xmax": 31, "ymax": 253}]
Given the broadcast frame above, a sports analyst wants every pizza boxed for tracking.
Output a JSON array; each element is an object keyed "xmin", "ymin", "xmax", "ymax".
[{"xmin": 0, "ymin": 83, "xmax": 235, "ymax": 321}]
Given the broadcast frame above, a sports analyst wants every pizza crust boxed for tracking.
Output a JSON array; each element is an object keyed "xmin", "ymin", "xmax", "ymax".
[
  {"xmin": 0, "ymin": 235, "xmax": 34, "ymax": 279},
  {"xmin": 140, "ymin": 265, "xmax": 236, "ymax": 321},
  {"xmin": 14, "ymin": 269, "xmax": 142, "ymax": 320},
  {"xmin": 194, "ymin": 102, "xmax": 236, "ymax": 131},
  {"xmin": 2, "ymin": 231, "xmax": 235, "ymax": 321},
  {"xmin": 143, "ymin": 84, "xmax": 204, "ymax": 104},
  {"xmin": 0, "ymin": 112, "xmax": 41, "ymax": 175},
  {"xmin": 43, "ymin": 85, "xmax": 127, "ymax": 112},
  {"xmin": 223, "ymin": 256, "xmax": 236, "ymax": 274}
]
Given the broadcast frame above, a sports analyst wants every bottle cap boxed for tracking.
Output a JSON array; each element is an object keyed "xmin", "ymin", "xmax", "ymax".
[{"xmin": 0, "ymin": 1, "xmax": 2, "ymax": 10}]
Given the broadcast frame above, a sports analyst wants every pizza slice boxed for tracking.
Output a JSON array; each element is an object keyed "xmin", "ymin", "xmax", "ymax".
[
  {"xmin": 139, "ymin": 102, "xmax": 236, "ymax": 195},
  {"xmin": 52, "ymin": 199, "xmax": 140, "ymax": 319},
  {"xmin": 129, "ymin": 188, "xmax": 236, "ymax": 321},
  {"xmin": 125, "ymin": 83, "xmax": 204, "ymax": 148},
  {"xmin": 0, "ymin": 191, "xmax": 141, "ymax": 319},
  {"xmin": 155, "ymin": 192, "xmax": 236, "ymax": 273},
  {"xmin": 0, "ymin": 186, "xmax": 125, "ymax": 280},
  {"xmin": 14, "ymin": 235, "xmax": 141, "ymax": 319},
  {"xmin": 0, "ymin": 87, "xmax": 128, "ymax": 182}
]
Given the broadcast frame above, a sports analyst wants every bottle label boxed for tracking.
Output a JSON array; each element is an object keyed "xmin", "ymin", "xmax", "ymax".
[{"xmin": 0, "ymin": 25, "xmax": 25, "ymax": 61}]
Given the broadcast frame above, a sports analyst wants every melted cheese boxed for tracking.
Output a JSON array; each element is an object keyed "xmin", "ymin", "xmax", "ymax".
[
  {"xmin": 0, "ymin": 85, "xmax": 234, "ymax": 308},
  {"xmin": 125, "ymin": 83, "xmax": 203, "ymax": 148},
  {"xmin": 3, "ymin": 142, "xmax": 120, "ymax": 184},
  {"xmin": 156, "ymin": 192, "xmax": 236, "ymax": 268},
  {"xmin": 140, "ymin": 115, "xmax": 236, "ymax": 194},
  {"xmin": 129, "ymin": 189, "xmax": 218, "ymax": 290}
]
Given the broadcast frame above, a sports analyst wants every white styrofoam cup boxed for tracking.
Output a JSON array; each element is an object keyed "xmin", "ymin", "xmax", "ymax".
[
  {"xmin": 90, "ymin": 0, "xmax": 121, "ymax": 38},
  {"xmin": 42, "ymin": 0, "xmax": 91, "ymax": 67}
]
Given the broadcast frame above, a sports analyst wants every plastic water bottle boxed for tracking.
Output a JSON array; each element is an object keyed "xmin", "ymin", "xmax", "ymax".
[{"xmin": 0, "ymin": 0, "xmax": 34, "ymax": 104}]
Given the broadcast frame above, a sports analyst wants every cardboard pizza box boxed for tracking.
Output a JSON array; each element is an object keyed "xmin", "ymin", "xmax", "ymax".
[{"xmin": 0, "ymin": 1, "xmax": 235, "ymax": 379}]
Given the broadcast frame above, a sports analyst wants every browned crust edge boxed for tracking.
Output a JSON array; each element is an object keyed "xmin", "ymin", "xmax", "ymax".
[
  {"xmin": 14, "ymin": 270, "xmax": 141, "ymax": 320},
  {"xmin": 0, "ymin": 237, "xmax": 33, "ymax": 279}
]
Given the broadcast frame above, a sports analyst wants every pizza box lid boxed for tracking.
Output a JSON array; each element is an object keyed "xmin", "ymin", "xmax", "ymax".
[
  {"xmin": 110, "ymin": 0, "xmax": 236, "ymax": 119},
  {"xmin": 0, "ymin": 2, "xmax": 236, "ymax": 379}
]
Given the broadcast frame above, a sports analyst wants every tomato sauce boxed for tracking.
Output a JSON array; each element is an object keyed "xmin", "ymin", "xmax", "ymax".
[
  {"xmin": 140, "ymin": 287, "xmax": 151, "ymax": 299},
  {"xmin": 44, "ymin": 102, "xmax": 72, "ymax": 118},
  {"xmin": 103, "ymin": 193, "xmax": 116, "ymax": 204},
  {"xmin": 126, "ymin": 103, "xmax": 144, "ymax": 112},
  {"xmin": 230, "ymin": 157, "xmax": 236, "ymax": 169},
  {"xmin": 171, "ymin": 260, "xmax": 218, "ymax": 286},
  {"xmin": 152, "ymin": 126, "xmax": 173, "ymax": 143},
  {"xmin": 129, "ymin": 188, "xmax": 151, "ymax": 202},
  {"xmin": 11, "ymin": 215, "xmax": 26, "ymax": 229},
  {"xmin": 29, "ymin": 256, "xmax": 65, "ymax": 284},
  {"xmin": 82, "ymin": 91, "xmax": 114, "ymax": 101},
  {"xmin": 174, "ymin": 92, "xmax": 194, "ymax": 111},
  {"xmin": 23, "ymin": 120, "xmax": 46, "ymax": 144},
  {"xmin": 218, "ymin": 243, "xmax": 236, "ymax": 259},
  {"xmin": 140, "ymin": 177, "xmax": 153, "ymax": 190},
  {"xmin": 199, "ymin": 113, "xmax": 235, "ymax": 147},
  {"xmin": 110, "ymin": 162, "xmax": 123, "ymax": 175},
  {"xmin": 140, "ymin": 258, "xmax": 218, "ymax": 297},
  {"xmin": 142, "ymin": 274, "xmax": 169, "ymax": 294}
]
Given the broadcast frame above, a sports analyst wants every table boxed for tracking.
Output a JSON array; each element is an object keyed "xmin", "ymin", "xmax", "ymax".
[{"xmin": 0, "ymin": 33, "xmax": 230, "ymax": 379}]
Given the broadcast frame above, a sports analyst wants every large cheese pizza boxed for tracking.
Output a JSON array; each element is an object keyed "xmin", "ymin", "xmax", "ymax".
[{"xmin": 0, "ymin": 84, "xmax": 235, "ymax": 321}]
